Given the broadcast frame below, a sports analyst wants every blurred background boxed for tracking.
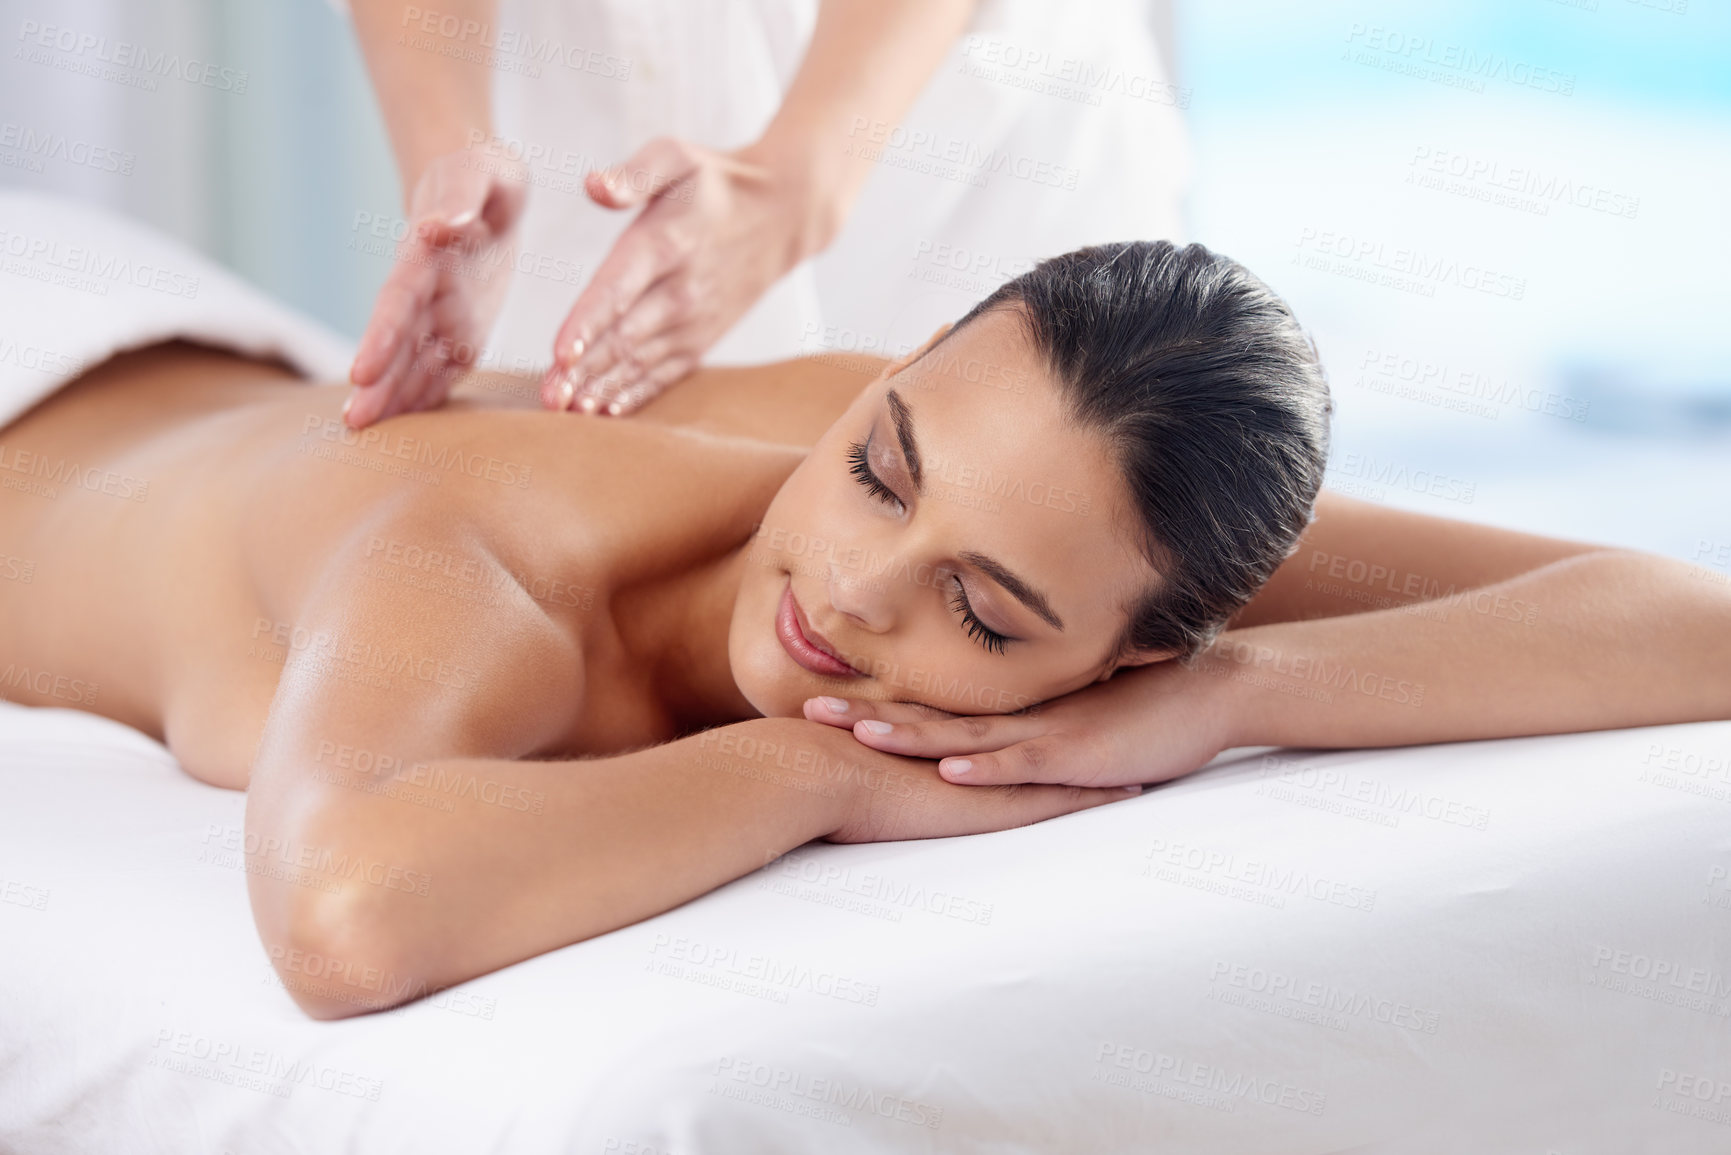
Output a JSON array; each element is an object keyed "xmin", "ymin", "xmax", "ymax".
[{"xmin": 1, "ymin": 0, "xmax": 1727, "ymax": 568}]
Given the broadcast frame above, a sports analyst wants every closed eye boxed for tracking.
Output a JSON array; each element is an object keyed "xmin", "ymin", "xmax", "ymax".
[
  {"xmin": 846, "ymin": 438, "xmax": 903, "ymax": 512},
  {"xmin": 848, "ymin": 437, "xmax": 1010, "ymax": 654},
  {"xmin": 949, "ymin": 576, "xmax": 1010, "ymax": 655}
]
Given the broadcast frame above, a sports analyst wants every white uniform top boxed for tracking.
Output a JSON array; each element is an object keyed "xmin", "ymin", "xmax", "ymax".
[{"xmin": 438, "ymin": 0, "xmax": 1189, "ymax": 368}]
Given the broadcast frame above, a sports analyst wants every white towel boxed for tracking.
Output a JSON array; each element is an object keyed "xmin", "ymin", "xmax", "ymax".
[{"xmin": 0, "ymin": 191, "xmax": 353, "ymax": 429}]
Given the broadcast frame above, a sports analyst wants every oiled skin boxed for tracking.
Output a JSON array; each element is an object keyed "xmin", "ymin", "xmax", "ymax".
[
  {"xmin": 0, "ymin": 342, "xmax": 877, "ymax": 787},
  {"xmin": 14, "ymin": 341, "xmax": 1731, "ymax": 1021}
]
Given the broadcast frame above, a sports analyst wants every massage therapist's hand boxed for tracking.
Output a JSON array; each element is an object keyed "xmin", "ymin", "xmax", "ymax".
[
  {"xmin": 540, "ymin": 136, "xmax": 838, "ymax": 417},
  {"xmin": 345, "ymin": 147, "xmax": 528, "ymax": 428},
  {"xmin": 803, "ymin": 658, "xmax": 1237, "ymax": 791}
]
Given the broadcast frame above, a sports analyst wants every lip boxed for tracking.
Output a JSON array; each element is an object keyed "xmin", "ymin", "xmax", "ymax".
[{"xmin": 776, "ymin": 582, "xmax": 865, "ymax": 679}]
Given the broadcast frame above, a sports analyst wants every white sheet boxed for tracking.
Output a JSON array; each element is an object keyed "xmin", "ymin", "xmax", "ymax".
[
  {"xmin": 0, "ymin": 190, "xmax": 351, "ymax": 426},
  {"xmin": 4, "ymin": 698, "xmax": 1730, "ymax": 1153}
]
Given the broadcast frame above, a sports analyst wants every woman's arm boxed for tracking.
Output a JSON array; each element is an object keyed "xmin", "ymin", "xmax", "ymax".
[
  {"xmin": 256, "ymin": 717, "xmax": 850, "ymax": 1020},
  {"xmin": 247, "ymin": 507, "xmax": 1127, "ymax": 1019},
  {"xmin": 1228, "ymin": 490, "xmax": 1604, "ymax": 628},
  {"xmin": 1206, "ymin": 548, "xmax": 1731, "ymax": 749},
  {"xmin": 811, "ymin": 501, "xmax": 1731, "ymax": 784}
]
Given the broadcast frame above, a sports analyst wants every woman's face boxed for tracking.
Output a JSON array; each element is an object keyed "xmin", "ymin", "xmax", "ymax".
[{"xmin": 730, "ymin": 308, "xmax": 1164, "ymax": 719}]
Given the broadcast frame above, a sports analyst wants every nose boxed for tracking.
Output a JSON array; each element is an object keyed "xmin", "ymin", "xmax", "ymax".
[{"xmin": 825, "ymin": 554, "xmax": 895, "ymax": 633}]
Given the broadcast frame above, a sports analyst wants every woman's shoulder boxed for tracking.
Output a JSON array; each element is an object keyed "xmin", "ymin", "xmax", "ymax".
[{"xmin": 621, "ymin": 356, "xmax": 881, "ymax": 447}]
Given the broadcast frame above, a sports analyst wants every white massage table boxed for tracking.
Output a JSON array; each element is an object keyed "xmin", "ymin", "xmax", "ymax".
[
  {"xmin": 3, "ymin": 193, "xmax": 1730, "ymax": 1153},
  {"xmin": 4, "ymin": 701, "xmax": 1730, "ymax": 1152}
]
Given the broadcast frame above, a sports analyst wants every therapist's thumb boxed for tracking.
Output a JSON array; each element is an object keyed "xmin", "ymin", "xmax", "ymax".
[
  {"xmin": 407, "ymin": 151, "xmax": 525, "ymax": 246},
  {"xmin": 586, "ymin": 137, "xmax": 701, "ymax": 210}
]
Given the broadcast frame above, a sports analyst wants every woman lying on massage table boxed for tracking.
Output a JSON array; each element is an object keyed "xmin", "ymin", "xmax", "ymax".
[{"xmin": 1, "ymin": 243, "xmax": 1724, "ymax": 1019}]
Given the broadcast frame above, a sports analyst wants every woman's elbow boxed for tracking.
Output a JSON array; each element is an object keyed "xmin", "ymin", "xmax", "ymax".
[
  {"xmin": 264, "ymin": 885, "xmax": 421, "ymax": 1019},
  {"xmin": 244, "ymin": 818, "xmax": 427, "ymax": 1020}
]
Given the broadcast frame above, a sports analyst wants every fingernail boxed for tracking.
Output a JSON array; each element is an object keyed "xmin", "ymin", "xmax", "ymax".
[
  {"xmin": 341, "ymin": 394, "xmax": 353, "ymax": 420},
  {"xmin": 567, "ymin": 336, "xmax": 585, "ymax": 363},
  {"xmin": 606, "ymin": 398, "xmax": 625, "ymax": 416},
  {"xmin": 815, "ymin": 696, "xmax": 848, "ymax": 713},
  {"xmin": 941, "ymin": 758, "xmax": 972, "ymax": 776},
  {"xmin": 558, "ymin": 378, "xmax": 575, "ymax": 411},
  {"xmin": 1119, "ymin": 784, "xmax": 1144, "ymax": 795},
  {"xmin": 858, "ymin": 720, "xmax": 893, "ymax": 736},
  {"xmin": 578, "ymin": 392, "xmax": 599, "ymax": 414}
]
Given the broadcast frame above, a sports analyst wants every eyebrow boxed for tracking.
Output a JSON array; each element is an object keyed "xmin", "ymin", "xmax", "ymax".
[
  {"xmin": 961, "ymin": 550, "xmax": 1065, "ymax": 632},
  {"xmin": 885, "ymin": 389, "xmax": 923, "ymax": 491},
  {"xmin": 883, "ymin": 388, "xmax": 1064, "ymax": 633}
]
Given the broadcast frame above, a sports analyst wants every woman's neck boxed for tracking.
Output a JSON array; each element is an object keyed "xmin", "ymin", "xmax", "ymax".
[{"xmin": 618, "ymin": 542, "xmax": 760, "ymax": 733}]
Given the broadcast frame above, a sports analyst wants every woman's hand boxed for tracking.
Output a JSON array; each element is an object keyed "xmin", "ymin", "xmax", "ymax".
[
  {"xmin": 345, "ymin": 147, "xmax": 527, "ymax": 428},
  {"xmin": 541, "ymin": 136, "xmax": 838, "ymax": 417},
  {"xmin": 815, "ymin": 727, "xmax": 1142, "ymax": 845},
  {"xmin": 803, "ymin": 658, "xmax": 1239, "ymax": 791}
]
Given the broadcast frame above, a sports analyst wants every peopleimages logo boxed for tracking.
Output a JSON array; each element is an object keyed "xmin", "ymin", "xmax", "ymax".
[
  {"xmin": 711, "ymin": 1056, "xmax": 945, "ymax": 1130},
  {"xmin": 299, "ymin": 415, "xmax": 533, "ymax": 489},
  {"xmin": 0, "ymin": 228, "xmax": 200, "ymax": 299},
  {"xmin": 1343, "ymin": 23, "xmax": 1576, "ymax": 97},
  {"xmin": 396, "ymin": 6, "xmax": 633, "ymax": 80},
  {"xmin": 1093, "ymin": 1041, "xmax": 1328, "ymax": 1115},
  {"xmin": 1295, "ymin": 228, "xmax": 1525, "ymax": 302},
  {"xmin": 1407, "ymin": 145, "xmax": 1640, "ymax": 220},
  {"xmin": 15, "ymin": 20, "xmax": 249, "ymax": 92},
  {"xmin": 845, "ymin": 117, "xmax": 1082, "ymax": 191},
  {"xmin": 0, "ymin": 122, "xmax": 134, "ymax": 174}
]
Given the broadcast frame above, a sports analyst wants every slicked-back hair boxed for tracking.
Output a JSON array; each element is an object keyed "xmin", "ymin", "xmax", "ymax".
[{"xmin": 940, "ymin": 241, "xmax": 1333, "ymax": 662}]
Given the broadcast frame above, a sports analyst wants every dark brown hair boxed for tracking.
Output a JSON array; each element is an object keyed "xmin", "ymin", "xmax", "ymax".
[{"xmin": 945, "ymin": 241, "xmax": 1333, "ymax": 661}]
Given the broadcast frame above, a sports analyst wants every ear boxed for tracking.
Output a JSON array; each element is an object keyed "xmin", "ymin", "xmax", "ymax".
[{"xmin": 878, "ymin": 323, "xmax": 954, "ymax": 380}]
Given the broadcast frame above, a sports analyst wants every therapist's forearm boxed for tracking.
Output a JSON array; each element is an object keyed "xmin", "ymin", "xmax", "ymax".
[
  {"xmin": 351, "ymin": 0, "xmax": 497, "ymax": 193},
  {"xmin": 759, "ymin": 0, "xmax": 978, "ymax": 252},
  {"xmin": 1205, "ymin": 550, "xmax": 1731, "ymax": 750}
]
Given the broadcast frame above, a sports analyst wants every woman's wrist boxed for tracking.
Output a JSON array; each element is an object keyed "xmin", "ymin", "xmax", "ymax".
[
  {"xmin": 710, "ymin": 716, "xmax": 870, "ymax": 838},
  {"xmin": 1187, "ymin": 631, "xmax": 1266, "ymax": 754}
]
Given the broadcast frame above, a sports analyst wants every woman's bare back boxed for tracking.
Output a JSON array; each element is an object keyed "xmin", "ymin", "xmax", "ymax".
[{"xmin": 0, "ymin": 342, "xmax": 878, "ymax": 788}]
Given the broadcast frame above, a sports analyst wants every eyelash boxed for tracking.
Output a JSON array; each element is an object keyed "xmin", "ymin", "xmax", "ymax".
[
  {"xmin": 950, "ymin": 578, "xmax": 1010, "ymax": 655},
  {"xmin": 846, "ymin": 438, "xmax": 903, "ymax": 511},
  {"xmin": 845, "ymin": 438, "xmax": 1009, "ymax": 656}
]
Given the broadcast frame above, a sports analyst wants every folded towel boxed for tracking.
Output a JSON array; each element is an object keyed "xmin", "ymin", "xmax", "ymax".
[{"xmin": 0, "ymin": 190, "xmax": 353, "ymax": 429}]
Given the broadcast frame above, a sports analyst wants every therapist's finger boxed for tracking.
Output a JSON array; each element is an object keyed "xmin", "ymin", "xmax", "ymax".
[
  {"xmin": 561, "ymin": 328, "xmax": 634, "ymax": 413},
  {"xmin": 403, "ymin": 369, "xmax": 450, "ymax": 419},
  {"xmin": 584, "ymin": 136, "xmax": 702, "ymax": 211},
  {"xmin": 350, "ymin": 254, "xmax": 434, "ymax": 392},
  {"xmin": 582, "ymin": 316, "xmax": 686, "ymax": 410},
  {"xmin": 554, "ymin": 215, "xmax": 695, "ymax": 373},
  {"xmin": 402, "ymin": 288, "xmax": 482, "ymax": 412},
  {"xmin": 427, "ymin": 276, "xmax": 488, "ymax": 369},
  {"xmin": 394, "ymin": 341, "xmax": 455, "ymax": 419},
  {"xmin": 596, "ymin": 351, "xmax": 699, "ymax": 416},
  {"xmin": 571, "ymin": 308, "xmax": 694, "ymax": 413},
  {"xmin": 612, "ymin": 277, "xmax": 691, "ymax": 350},
  {"xmin": 416, "ymin": 154, "xmax": 523, "ymax": 243},
  {"xmin": 351, "ymin": 324, "xmax": 425, "ymax": 426}
]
